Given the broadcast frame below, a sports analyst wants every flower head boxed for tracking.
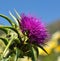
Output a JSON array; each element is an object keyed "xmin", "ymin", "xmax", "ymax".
[{"xmin": 20, "ymin": 14, "xmax": 49, "ymax": 44}]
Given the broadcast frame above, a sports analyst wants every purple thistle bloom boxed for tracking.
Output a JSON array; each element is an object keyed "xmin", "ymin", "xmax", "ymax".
[{"xmin": 20, "ymin": 14, "xmax": 49, "ymax": 44}]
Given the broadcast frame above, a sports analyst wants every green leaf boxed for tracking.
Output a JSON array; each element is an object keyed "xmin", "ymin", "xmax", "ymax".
[
  {"xmin": 0, "ymin": 14, "xmax": 15, "ymax": 26},
  {"xmin": 0, "ymin": 27, "xmax": 8, "ymax": 34},
  {"xmin": 28, "ymin": 45, "xmax": 37, "ymax": 61},
  {"xmin": 9, "ymin": 11, "xmax": 19, "ymax": 26},
  {"xmin": 33, "ymin": 46, "xmax": 39, "ymax": 58},
  {"xmin": 14, "ymin": 47, "xmax": 24, "ymax": 58},
  {"xmin": 2, "ymin": 26, "xmax": 23, "ymax": 41},
  {"xmin": 14, "ymin": 9, "xmax": 21, "ymax": 20},
  {"xmin": 0, "ymin": 38, "xmax": 8, "ymax": 45},
  {"xmin": 13, "ymin": 38, "xmax": 20, "ymax": 44},
  {"xmin": 36, "ymin": 44, "xmax": 48, "ymax": 54}
]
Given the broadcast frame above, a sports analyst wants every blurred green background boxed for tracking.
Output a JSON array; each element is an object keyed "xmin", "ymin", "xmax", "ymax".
[{"xmin": 38, "ymin": 20, "xmax": 60, "ymax": 61}]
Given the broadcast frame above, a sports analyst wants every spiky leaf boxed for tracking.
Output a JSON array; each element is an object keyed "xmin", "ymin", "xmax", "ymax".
[
  {"xmin": 0, "ymin": 14, "xmax": 15, "ymax": 26},
  {"xmin": 36, "ymin": 44, "xmax": 48, "ymax": 54},
  {"xmin": 0, "ymin": 27, "xmax": 8, "ymax": 34},
  {"xmin": 0, "ymin": 38, "xmax": 8, "ymax": 45}
]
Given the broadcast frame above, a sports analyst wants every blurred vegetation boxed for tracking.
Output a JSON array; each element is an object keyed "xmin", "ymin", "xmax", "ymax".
[
  {"xmin": 38, "ymin": 20, "xmax": 60, "ymax": 61},
  {"xmin": 47, "ymin": 20, "xmax": 60, "ymax": 34},
  {"xmin": 39, "ymin": 31, "xmax": 60, "ymax": 61}
]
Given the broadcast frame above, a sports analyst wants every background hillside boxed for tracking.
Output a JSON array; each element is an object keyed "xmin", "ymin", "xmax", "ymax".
[{"xmin": 47, "ymin": 20, "xmax": 60, "ymax": 34}]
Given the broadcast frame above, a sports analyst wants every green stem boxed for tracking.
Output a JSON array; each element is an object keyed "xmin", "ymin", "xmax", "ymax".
[
  {"xmin": 15, "ymin": 48, "xmax": 18, "ymax": 61},
  {"xmin": 3, "ymin": 39, "xmax": 13, "ymax": 57},
  {"xmin": 15, "ymin": 55, "xmax": 17, "ymax": 61}
]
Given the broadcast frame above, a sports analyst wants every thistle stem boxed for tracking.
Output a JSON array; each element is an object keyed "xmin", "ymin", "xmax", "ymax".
[
  {"xmin": 15, "ymin": 56, "xmax": 17, "ymax": 61},
  {"xmin": 3, "ymin": 39, "xmax": 13, "ymax": 57},
  {"xmin": 14, "ymin": 47, "xmax": 18, "ymax": 61}
]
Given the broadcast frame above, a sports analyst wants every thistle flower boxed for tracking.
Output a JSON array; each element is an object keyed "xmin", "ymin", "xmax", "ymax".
[
  {"xmin": 20, "ymin": 14, "xmax": 48, "ymax": 44},
  {"xmin": 0, "ymin": 11, "xmax": 49, "ymax": 61}
]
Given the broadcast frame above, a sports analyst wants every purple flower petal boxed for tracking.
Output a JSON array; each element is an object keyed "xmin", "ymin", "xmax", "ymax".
[{"xmin": 20, "ymin": 14, "xmax": 49, "ymax": 44}]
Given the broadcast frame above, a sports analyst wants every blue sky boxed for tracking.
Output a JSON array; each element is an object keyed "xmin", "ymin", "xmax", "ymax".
[{"xmin": 0, "ymin": 0, "xmax": 60, "ymax": 25}]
